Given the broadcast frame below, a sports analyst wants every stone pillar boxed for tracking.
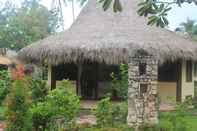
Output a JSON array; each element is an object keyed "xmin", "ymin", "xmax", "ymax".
[{"xmin": 127, "ymin": 54, "xmax": 158, "ymax": 128}]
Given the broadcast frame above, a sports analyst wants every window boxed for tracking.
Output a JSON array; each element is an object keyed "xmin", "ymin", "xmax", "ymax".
[
  {"xmin": 139, "ymin": 62, "xmax": 146, "ymax": 76},
  {"xmin": 139, "ymin": 84, "xmax": 148, "ymax": 98},
  {"xmin": 186, "ymin": 60, "xmax": 192, "ymax": 82},
  {"xmin": 194, "ymin": 62, "xmax": 197, "ymax": 77}
]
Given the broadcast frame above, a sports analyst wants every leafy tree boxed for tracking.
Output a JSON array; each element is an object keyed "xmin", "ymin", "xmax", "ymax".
[
  {"xmin": 180, "ymin": 18, "xmax": 196, "ymax": 35},
  {"xmin": 177, "ymin": 18, "xmax": 197, "ymax": 40},
  {"xmin": 0, "ymin": 0, "xmax": 60, "ymax": 50}
]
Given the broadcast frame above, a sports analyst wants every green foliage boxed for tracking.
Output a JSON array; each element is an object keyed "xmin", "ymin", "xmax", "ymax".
[
  {"xmin": 98, "ymin": 0, "xmax": 122, "ymax": 12},
  {"xmin": 161, "ymin": 97, "xmax": 191, "ymax": 131},
  {"xmin": 0, "ymin": 0, "xmax": 60, "ymax": 50},
  {"xmin": 31, "ymin": 102, "xmax": 53, "ymax": 131},
  {"xmin": 5, "ymin": 79, "xmax": 32, "ymax": 131},
  {"xmin": 0, "ymin": 70, "xmax": 11, "ymax": 105},
  {"xmin": 94, "ymin": 97, "xmax": 113, "ymax": 127},
  {"xmin": 140, "ymin": 98, "xmax": 191, "ymax": 131},
  {"xmin": 47, "ymin": 80, "xmax": 80, "ymax": 122},
  {"xmin": 178, "ymin": 18, "xmax": 197, "ymax": 41},
  {"xmin": 111, "ymin": 64, "xmax": 128, "ymax": 100},
  {"xmin": 112, "ymin": 102, "xmax": 128, "ymax": 124},
  {"xmin": 94, "ymin": 97, "xmax": 128, "ymax": 128},
  {"xmin": 29, "ymin": 79, "xmax": 48, "ymax": 103},
  {"xmin": 138, "ymin": 0, "xmax": 171, "ymax": 28},
  {"xmin": 73, "ymin": 125, "xmax": 132, "ymax": 131},
  {"xmin": 31, "ymin": 80, "xmax": 80, "ymax": 131}
]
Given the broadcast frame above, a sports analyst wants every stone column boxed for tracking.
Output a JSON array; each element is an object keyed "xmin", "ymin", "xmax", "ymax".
[{"xmin": 127, "ymin": 55, "xmax": 158, "ymax": 128}]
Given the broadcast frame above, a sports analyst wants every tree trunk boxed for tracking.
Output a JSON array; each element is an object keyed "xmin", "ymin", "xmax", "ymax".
[{"xmin": 71, "ymin": 0, "xmax": 75, "ymax": 22}]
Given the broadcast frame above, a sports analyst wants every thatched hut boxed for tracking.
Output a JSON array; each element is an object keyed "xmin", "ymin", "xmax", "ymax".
[
  {"xmin": 0, "ymin": 48, "xmax": 18, "ymax": 70},
  {"xmin": 19, "ymin": 0, "xmax": 197, "ymax": 126}
]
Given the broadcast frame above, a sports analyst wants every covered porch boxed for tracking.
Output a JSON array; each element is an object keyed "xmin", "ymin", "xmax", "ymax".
[{"xmin": 47, "ymin": 59, "xmax": 187, "ymax": 103}]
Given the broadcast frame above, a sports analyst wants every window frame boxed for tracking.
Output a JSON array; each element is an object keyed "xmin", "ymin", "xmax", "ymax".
[{"xmin": 186, "ymin": 60, "xmax": 193, "ymax": 82}]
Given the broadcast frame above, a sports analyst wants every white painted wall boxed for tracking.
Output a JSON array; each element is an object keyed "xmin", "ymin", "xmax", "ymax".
[{"xmin": 181, "ymin": 60, "xmax": 195, "ymax": 101}]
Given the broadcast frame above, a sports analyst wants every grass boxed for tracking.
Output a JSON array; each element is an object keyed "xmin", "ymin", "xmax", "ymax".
[
  {"xmin": 0, "ymin": 106, "xmax": 6, "ymax": 121},
  {"xmin": 159, "ymin": 109, "xmax": 197, "ymax": 131},
  {"xmin": 185, "ymin": 115, "xmax": 197, "ymax": 131},
  {"xmin": 0, "ymin": 104, "xmax": 197, "ymax": 130}
]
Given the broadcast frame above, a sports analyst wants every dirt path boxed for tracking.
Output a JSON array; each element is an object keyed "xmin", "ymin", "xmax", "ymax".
[{"xmin": 77, "ymin": 114, "xmax": 96, "ymax": 125}]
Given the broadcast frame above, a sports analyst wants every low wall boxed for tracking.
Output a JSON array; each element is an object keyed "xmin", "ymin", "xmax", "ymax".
[{"xmin": 158, "ymin": 82, "xmax": 176, "ymax": 103}]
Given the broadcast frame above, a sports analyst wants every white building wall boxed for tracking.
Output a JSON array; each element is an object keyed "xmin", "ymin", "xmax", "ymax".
[{"xmin": 181, "ymin": 60, "xmax": 195, "ymax": 101}]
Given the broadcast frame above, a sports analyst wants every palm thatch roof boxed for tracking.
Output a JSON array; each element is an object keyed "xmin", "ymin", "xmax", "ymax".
[
  {"xmin": 0, "ymin": 56, "xmax": 11, "ymax": 65},
  {"xmin": 19, "ymin": 0, "xmax": 197, "ymax": 65}
]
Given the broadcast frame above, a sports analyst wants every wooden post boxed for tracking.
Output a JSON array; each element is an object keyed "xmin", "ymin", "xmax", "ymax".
[
  {"xmin": 176, "ymin": 60, "xmax": 182, "ymax": 102},
  {"xmin": 47, "ymin": 64, "xmax": 56, "ymax": 90},
  {"xmin": 95, "ymin": 63, "xmax": 98, "ymax": 100},
  {"xmin": 77, "ymin": 63, "xmax": 82, "ymax": 96}
]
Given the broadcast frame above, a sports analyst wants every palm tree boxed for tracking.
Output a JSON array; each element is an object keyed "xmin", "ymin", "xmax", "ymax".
[
  {"xmin": 180, "ymin": 18, "xmax": 196, "ymax": 36},
  {"xmin": 178, "ymin": 18, "xmax": 197, "ymax": 41},
  {"xmin": 51, "ymin": 0, "xmax": 82, "ymax": 23}
]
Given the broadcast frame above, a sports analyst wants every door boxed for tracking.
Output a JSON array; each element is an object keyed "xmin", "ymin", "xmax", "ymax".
[{"xmin": 81, "ymin": 63, "xmax": 98, "ymax": 99}]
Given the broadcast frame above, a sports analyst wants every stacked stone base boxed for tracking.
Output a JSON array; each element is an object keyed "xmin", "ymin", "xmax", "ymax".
[{"xmin": 127, "ymin": 55, "xmax": 158, "ymax": 127}]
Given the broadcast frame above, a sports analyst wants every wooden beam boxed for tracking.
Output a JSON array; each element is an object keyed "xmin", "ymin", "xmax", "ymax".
[
  {"xmin": 94, "ymin": 63, "xmax": 98, "ymax": 100},
  {"xmin": 176, "ymin": 60, "xmax": 182, "ymax": 102},
  {"xmin": 77, "ymin": 63, "xmax": 82, "ymax": 96},
  {"xmin": 47, "ymin": 64, "xmax": 56, "ymax": 90}
]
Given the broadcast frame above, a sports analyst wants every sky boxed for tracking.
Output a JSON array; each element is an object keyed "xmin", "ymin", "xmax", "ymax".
[
  {"xmin": 40, "ymin": 0, "xmax": 83, "ymax": 29},
  {"xmin": 1, "ymin": 0, "xmax": 197, "ymax": 30},
  {"xmin": 167, "ymin": 3, "xmax": 197, "ymax": 30}
]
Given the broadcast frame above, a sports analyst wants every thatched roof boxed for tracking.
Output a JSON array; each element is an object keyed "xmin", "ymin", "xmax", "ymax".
[
  {"xmin": 19, "ymin": 0, "xmax": 197, "ymax": 65},
  {"xmin": 0, "ymin": 56, "xmax": 11, "ymax": 65}
]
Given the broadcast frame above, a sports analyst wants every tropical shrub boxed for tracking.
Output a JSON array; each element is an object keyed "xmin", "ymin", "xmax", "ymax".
[
  {"xmin": 31, "ymin": 102, "xmax": 53, "ymax": 131},
  {"xmin": 5, "ymin": 79, "xmax": 32, "ymax": 131},
  {"xmin": 47, "ymin": 80, "xmax": 79, "ymax": 120},
  {"xmin": 112, "ymin": 102, "xmax": 128, "ymax": 124},
  {"xmin": 94, "ymin": 97, "xmax": 113, "ymax": 128},
  {"xmin": 31, "ymin": 80, "xmax": 80, "ymax": 130},
  {"xmin": 29, "ymin": 79, "xmax": 48, "ymax": 103},
  {"xmin": 111, "ymin": 64, "xmax": 128, "ymax": 100},
  {"xmin": 94, "ymin": 97, "xmax": 128, "ymax": 128},
  {"xmin": 48, "ymin": 80, "xmax": 80, "ymax": 130},
  {"xmin": 0, "ymin": 70, "xmax": 11, "ymax": 104}
]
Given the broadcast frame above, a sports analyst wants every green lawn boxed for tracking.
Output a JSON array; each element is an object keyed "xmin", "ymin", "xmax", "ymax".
[
  {"xmin": 160, "ymin": 110, "xmax": 197, "ymax": 131},
  {"xmin": 185, "ymin": 116, "xmax": 197, "ymax": 131},
  {"xmin": 0, "ymin": 106, "xmax": 6, "ymax": 121}
]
